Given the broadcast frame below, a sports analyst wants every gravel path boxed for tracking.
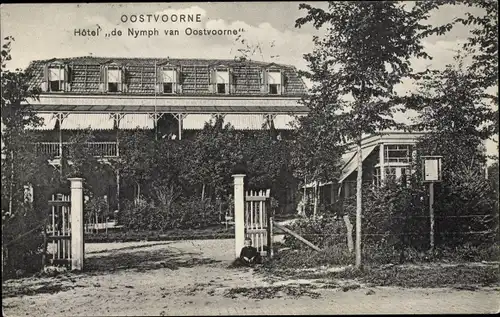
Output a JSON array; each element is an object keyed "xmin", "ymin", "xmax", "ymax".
[{"xmin": 2, "ymin": 239, "xmax": 499, "ymax": 316}]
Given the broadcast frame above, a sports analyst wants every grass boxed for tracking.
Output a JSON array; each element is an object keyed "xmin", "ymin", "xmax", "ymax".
[
  {"xmin": 265, "ymin": 263, "xmax": 500, "ymax": 288},
  {"xmin": 268, "ymin": 243, "xmax": 500, "ymax": 269},
  {"xmin": 264, "ymin": 246, "xmax": 354, "ymax": 270},
  {"xmin": 263, "ymin": 244, "xmax": 500, "ymax": 288}
]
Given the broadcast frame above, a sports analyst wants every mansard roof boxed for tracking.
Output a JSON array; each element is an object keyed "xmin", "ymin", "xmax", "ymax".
[{"xmin": 27, "ymin": 57, "xmax": 308, "ymax": 97}]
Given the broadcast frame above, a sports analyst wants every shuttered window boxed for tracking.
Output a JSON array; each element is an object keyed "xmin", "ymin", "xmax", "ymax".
[
  {"xmin": 267, "ymin": 70, "xmax": 282, "ymax": 95},
  {"xmin": 107, "ymin": 67, "xmax": 122, "ymax": 92},
  {"xmin": 47, "ymin": 65, "xmax": 67, "ymax": 92}
]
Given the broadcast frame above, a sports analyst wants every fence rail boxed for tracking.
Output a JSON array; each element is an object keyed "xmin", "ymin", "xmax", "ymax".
[{"xmin": 35, "ymin": 142, "xmax": 118, "ymax": 157}]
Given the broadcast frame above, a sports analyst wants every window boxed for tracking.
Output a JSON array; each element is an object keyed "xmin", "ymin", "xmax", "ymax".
[
  {"xmin": 269, "ymin": 84, "xmax": 279, "ymax": 95},
  {"xmin": 267, "ymin": 70, "xmax": 282, "ymax": 95},
  {"xmin": 214, "ymin": 68, "xmax": 230, "ymax": 94},
  {"xmin": 107, "ymin": 68, "xmax": 122, "ymax": 92},
  {"xmin": 163, "ymin": 83, "xmax": 173, "ymax": 94},
  {"xmin": 162, "ymin": 68, "xmax": 176, "ymax": 94},
  {"xmin": 217, "ymin": 83, "xmax": 226, "ymax": 94},
  {"xmin": 384, "ymin": 144, "xmax": 412, "ymax": 164},
  {"xmin": 48, "ymin": 66, "xmax": 65, "ymax": 92}
]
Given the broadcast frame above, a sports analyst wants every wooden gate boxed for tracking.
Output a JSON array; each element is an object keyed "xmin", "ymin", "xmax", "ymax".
[
  {"xmin": 47, "ymin": 193, "xmax": 71, "ymax": 266},
  {"xmin": 245, "ymin": 189, "xmax": 272, "ymax": 256}
]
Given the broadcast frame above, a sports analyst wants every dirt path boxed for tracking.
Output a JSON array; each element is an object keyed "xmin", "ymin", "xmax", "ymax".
[{"xmin": 2, "ymin": 239, "xmax": 499, "ymax": 316}]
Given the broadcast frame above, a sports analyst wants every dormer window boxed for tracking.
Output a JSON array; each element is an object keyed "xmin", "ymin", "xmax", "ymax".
[
  {"xmin": 215, "ymin": 68, "xmax": 229, "ymax": 94},
  {"xmin": 162, "ymin": 68, "xmax": 177, "ymax": 94},
  {"xmin": 42, "ymin": 63, "xmax": 69, "ymax": 92},
  {"xmin": 155, "ymin": 65, "xmax": 180, "ymax": 94},
  {"xmin": 107, "ymin": 67, "xmax": 122, "ymax": 92},
  {"xmin": 49, "ymin": 66, "xmax": 65, "ymax": 92},
  {"xmin": 99, "ymin": 63, "xmax": 127, "ymax": 93},
  {"xmin": 267, "ymin": 70, "xmax": 282, "ymax": 95},
  {"xmin": 209, "ymin": 66, "xmax": 232, "ymax": 94}
]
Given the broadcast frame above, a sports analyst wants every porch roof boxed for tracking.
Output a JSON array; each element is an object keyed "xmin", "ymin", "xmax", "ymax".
[
  {"xmin": 183, "ymin": 114, "xmax": 302, "ymax": 130},
  {"xmin": 338, "ymin": 145, "xmax": 377, "ymax": 183},
  {"xmin": 61, "ymin": 114, "xmax": 115, "ymax": 130},
  {"xmin": 31, "ymin": 104, "xmax": 309, "ymax": 114}
]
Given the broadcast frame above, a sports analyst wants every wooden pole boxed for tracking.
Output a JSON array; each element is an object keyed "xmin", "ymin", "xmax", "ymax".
[
  {"xmin": 59, "ymin": 121, "xmax": 63, "ymax": 175},
  {"xmin": 355, "ymin": 138, "xmax": 363, "ymax": 268},
  {"xmin": 429, "ymin": 182, "xmax": 435, "ymax": 251},
  {"xmin": 379, "ymin": 143, "xmax": 385, "ymax": 184},
  {"xmin": 178, "ymin": 114, "xmax": 182, "ymax": 140}
]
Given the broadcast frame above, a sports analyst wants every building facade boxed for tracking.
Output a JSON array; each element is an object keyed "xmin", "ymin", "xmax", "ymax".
[
  {"xmin": 26, "ymin": 57, "xmax": 309, "ymax": 156},
  {"xmin": 29, "ymin": 57, "xmax": 307, "ymax": 156},
  {"xmin": 23, "ymin": 56, "xmax": 309, "ymax": 213}
]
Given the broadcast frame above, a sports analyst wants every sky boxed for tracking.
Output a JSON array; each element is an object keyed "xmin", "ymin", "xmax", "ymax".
[{"xmin": 0, "ymin": 2, "xmax": 497, "ymax": 160}]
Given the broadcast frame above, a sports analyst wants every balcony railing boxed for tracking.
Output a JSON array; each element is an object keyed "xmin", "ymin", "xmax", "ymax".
[{"xmin": 35, "ymin": 142, "xmax": 118, "ymax": 158}]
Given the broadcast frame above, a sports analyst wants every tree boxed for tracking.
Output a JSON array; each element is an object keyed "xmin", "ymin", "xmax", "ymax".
[
  {"xmin": 456, "ymin": 0, "xmax": 498, "ymax": 90},
  {"xmin": 118, "ymin": 129, "xmax": 158, "ymax": 201},
  {"xmin": 188, "ymin": 116, "xmax": 242, "ymax": 202},
  {"xmin": 409, "ymin": 57, "xmax": 496, "ymax": 176},
  {"xmin": 295, "ymin": 1, "xmax": 449, "ymax": 267},
  {"xmin": 1, "ymin": 36, "xmax": 60, "ymax": 276},
  {"xmin": 291, "ymin": 103, "xmax": 345, "ymax": 217},
  {"xmin": 407, "ymin": 57, "xmax": 498, "ymax": 248},
  {"xmin": 243, "ymin": 130, "xmax": 296, "ymax": 214}
]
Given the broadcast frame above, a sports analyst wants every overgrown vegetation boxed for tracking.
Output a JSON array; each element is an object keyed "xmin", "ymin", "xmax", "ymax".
[{"xmin": 116, "ymin": 125, "xmax": 297, "ymax": 231}]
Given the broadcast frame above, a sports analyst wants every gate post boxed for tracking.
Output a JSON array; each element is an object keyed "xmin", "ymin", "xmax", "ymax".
[
  {"xmin": 69, "ymin": 178, "xmax": 84, "ymax": 271},
  {"xmin": 233, "ymin": 174, "xmax": 245, "ymax": 258}
]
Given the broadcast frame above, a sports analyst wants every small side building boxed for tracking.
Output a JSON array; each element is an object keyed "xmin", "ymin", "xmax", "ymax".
[{"xmin": 301, "ymin": 131, "xmax": 426, "ymax": 214}]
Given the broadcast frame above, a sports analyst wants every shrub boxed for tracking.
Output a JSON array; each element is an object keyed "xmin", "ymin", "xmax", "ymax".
[
  {"xmin": 117, "ymin": 196, "xmax": 226, "ymax": 231},
  {"xmin": 2, "ymin": 203, "xmax": 46, "ymax": 279},
  {"xmin": 282, "ymin": 216, "xmax": 349, "ymax": 250},
  {"xmin": 266, "ymin": 245, "xmax": 354, "ymax": 269}
]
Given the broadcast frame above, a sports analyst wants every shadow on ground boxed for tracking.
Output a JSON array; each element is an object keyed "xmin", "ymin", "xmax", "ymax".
[
  {"xmin": 2, "ymin": 243, "xmax": 222, "ymax": 298},
  {"xmin": 84, "ymin": 246, "xmax": 221, "ymax": 274},
  {"xmin": 86, "ymin": 242, "xmax": 174, "ymax": 254}
]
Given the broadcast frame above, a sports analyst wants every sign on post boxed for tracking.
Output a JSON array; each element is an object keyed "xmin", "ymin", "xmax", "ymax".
[
  {"xmin": 421, "ymin": 156, "xmax": 442, "ymax": 252},
  {"xmin": 422, "ymin": 156, "xmax": 442, "ymax": 183}
]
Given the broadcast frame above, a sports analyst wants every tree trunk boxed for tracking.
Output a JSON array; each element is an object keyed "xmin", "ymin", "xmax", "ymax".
[
  {"xmin": 41, "ymin": 222, "xmax": 48, "ymax": 270},
  {"xmin": 201, "ymin": 183, "xmax": 206, "ymax": 201},
  {"xmin": 313, "ymin": 181, "xmax": 318, "ymax": 218},
  {"xmin": 301, "ymin": 177, "xmax": 307, "ymax": 216},
  {"xmin": 343, "ymin": 214, "xmax": 354, "ymax": 253},
  {"xmin": 355, "ymin": 136, "xmax": 363, "ymax": 268},
  {"xmin": 8, "ymin": 150, "xmax": 14, "ymax": 219}
]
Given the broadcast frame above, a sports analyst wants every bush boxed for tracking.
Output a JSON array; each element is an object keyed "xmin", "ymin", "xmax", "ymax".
[
  {"xmin": 266, "ymin": 245, "xmax": 354, "ymax": 269},
  {"xmin": 282, "ymin": 216, "xmax": 349, "ymax": 250},
  {"xmin": 433, "ymin": 167, "xmax": 498, "ymax": 247},
  {"xmin": 2, "ymin": 202, "xmax": 46, "ymax": 279},
  {"xmin": 117, "ymin": 196, "xmax": 226, "ymax": 231}
]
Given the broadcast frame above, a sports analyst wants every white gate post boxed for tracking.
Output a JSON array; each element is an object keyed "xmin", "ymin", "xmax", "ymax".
[
  {"xmin": 69, "ymin": 178, "xmax": 84, "ymax": 271},
  {"xmin": 233, "ymin": 174, "xmax": 245, "ymax": 258}
]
